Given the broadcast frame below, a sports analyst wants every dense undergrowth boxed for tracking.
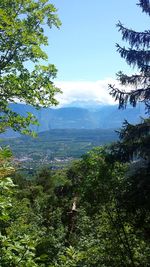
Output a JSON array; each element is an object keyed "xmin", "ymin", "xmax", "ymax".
[{"xmin": 0, "ymin": 145, "xmax": 149, "ymax": 266}]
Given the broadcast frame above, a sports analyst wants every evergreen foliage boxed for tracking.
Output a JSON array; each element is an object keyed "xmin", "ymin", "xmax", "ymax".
[
  {"xmin": 108, "ymin": 0, "xmax": 150, "ymax": 247},
  {"xmin": 108, "ymin": 1, "xmax": 150, "ymax": 112}
]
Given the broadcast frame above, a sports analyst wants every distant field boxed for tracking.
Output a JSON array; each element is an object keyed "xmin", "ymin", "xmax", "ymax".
[{"xmin": 1, "ymin": 129, "xmax": 118, "ymax": 168}]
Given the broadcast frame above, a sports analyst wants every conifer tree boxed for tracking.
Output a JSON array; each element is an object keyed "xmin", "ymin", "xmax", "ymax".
[
  {"xmin": 109, "ymin": 0, "xmax": 150, "ymax": 113},
  {"xmin": 108, "ymin": 0, "xmax": 150, "ymax": 161},
  {"xmin": 108, "ymin": 0, "xmax": 150, "ymax": 231}
]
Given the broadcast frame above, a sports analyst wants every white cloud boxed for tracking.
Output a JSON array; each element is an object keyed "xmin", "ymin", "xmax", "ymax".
[{"xmin": 55, "ymin": 78, "xmax": 119, "ymax": 106}]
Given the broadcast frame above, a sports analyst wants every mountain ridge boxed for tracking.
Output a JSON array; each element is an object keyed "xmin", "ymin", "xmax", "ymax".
[{"xmin": 0, "ymin": 102, "xmax": 146, "ymax": 138}]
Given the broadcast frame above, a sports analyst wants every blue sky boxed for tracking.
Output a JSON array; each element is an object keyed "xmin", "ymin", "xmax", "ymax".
[{"xmin": 44, "ymin": 0, "xmax": 149, "ymax": 105}]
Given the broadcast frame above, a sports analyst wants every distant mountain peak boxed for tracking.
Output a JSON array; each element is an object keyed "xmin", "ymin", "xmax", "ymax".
[{"xmin": 61, "ymin": 100, "xmax": 105, "ymax": 109}]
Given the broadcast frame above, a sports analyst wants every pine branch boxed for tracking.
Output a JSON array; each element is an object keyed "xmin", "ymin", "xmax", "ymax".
[
  {"xmin": 109, "ymin": 119, "xmax": 150, "ymax": 162},
  {"xmin": 116, "ymin": 44, "xmax": 150, "ymax": 69},
  {"xmin": 137, "ymin": 0, "xmax": 150, "ymax": 16},
  {"xmin": 116, "ymin": 71, "xmax": 150, "ymax": 87},
  {"xmin": 117, "ymin": 21, "xmax": 150, "ymax": 49},
  {"xmin": 108, "ymin": 84, "xmax": 150, "ymax": 112},
  {"xmin": 118, "ymin": 119, "xmax": 150, "ymax": 142}
]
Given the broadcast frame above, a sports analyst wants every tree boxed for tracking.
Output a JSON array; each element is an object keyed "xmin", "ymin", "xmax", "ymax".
[
  {"xmin": 109, "ymin": 0, "xmax": 150, "ymax": 113},
  {"xmin": 58, "ymin": 148, "xmax": 150, "ymax": 266},
  {"xmin": 0, "ymin": 0, "xmax": 61, "ymax": 134},
  {"xmin": 108, "ymin": 0, "xmax": 150, "ymax": 166},
  {"xmin": 108, "ymin": 0, "xmax": 150, "ymax": 239}
]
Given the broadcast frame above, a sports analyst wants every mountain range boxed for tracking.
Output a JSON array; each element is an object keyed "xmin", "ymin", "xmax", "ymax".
[{"xmin": 1, "ymin": 102, "xmax": 146, "ymax": 138}]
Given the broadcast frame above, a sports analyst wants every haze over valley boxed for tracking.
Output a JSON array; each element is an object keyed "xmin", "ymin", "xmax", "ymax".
[{"xmin": 1, "ymin": 102, "xmax": 146, "ymax": 169}]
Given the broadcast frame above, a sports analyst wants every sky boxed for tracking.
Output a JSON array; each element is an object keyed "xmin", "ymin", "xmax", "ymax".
[{"xmin": 44, "ymin": 0, "xmax": 149, "ymax": 106}]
